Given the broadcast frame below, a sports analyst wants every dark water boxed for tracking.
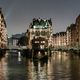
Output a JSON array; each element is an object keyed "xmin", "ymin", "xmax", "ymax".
[{"xmin": 0, "ymin": 51, "xmax": 80, "ymax": 80}]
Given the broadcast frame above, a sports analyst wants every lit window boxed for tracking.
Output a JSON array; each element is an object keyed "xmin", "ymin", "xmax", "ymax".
[
  {"xmin": 35, "ymin": 41, "xmax": 39, "ymax": 43},
  {"xmin": 40, "ymin": 45, "xmax": 44, "ymax": 49}
]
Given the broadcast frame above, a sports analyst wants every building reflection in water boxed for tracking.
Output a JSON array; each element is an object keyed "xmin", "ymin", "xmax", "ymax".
[
  {"xmin": 47, "ymin": 51, "xmax": 71, "ymax": 80},
  {"xmin": 0, "ymin": 53, "xmax": 8, "ymax": 80},
  {"xmin": 18, "ymin": 51, "xmax": 22, "ymax": 62},
  {"xmin": 25, "ymin": 51, "xmax": 71, "ymax": 80},
  {"xmin": 25, "ymin": 51, "xmax": 80, "ymax": 80},
  {"xmin": 26, "ymin": 59, "xmax": 48, "ymax": 80},
  {"xmin": 0, "ymin": 51, "xmax": 80, "ymax": 80},
  {"xmin": 70, "ymin": 54, "xmax": 80, "ymax": 80}
]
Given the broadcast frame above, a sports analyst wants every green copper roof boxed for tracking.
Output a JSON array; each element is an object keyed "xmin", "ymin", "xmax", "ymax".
[{"xmin": 30, "ymin": 18, "xmax": 52, "ymax": 28}]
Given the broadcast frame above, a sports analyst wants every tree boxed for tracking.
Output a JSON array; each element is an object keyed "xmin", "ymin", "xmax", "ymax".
[{"xmin": 17, "ymin": 36, "xmax": 28, "ymax": 46}]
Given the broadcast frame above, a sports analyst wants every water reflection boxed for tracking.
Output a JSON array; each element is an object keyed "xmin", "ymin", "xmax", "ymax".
[
  {"xmin": 25, "ymin": 51, "xmax": 80, "ymax": 80},
  {"xmin": 26, "ymin": 59, "xmax": 48, "ymax": 80},
  {"xmin": 0, "ymin": 51, "xmax": 80, "ymax": 80},
  {"xmin": 47, "ymin": 52, "xmax": 71, "ymax": 80},
  {"xmin": 7, "ymin": 52, "xmax": 26, "ymax": 80},
  {"xmin": 26, "ymin": 52, "xmax": 70, "ymax": 80},
  {"xmin": 70, "ymin": 54, "xmax": 80, "ymax": 80},
  {"xmin": 0, "ymin": 53, "xmax": 8, "ymax": 80}
]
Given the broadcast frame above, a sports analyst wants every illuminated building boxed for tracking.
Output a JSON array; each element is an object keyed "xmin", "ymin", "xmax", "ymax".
[
  {"xmin": 76, "ymin": 15, "xmax": 80, "ymax": 48},
  {"xmin": 27, "ymin": 18, "xmax": 53, "ymax": 50},
  {"xmin": 66, "ymin": 24, "xmax": 76, "ymax": 48},
  {"xmin": 0, "ymin": 8, "xmax": 7, "ymax": 48},
  {"xmin": 53, "ymin": 32, "xmax": 66, "ymax": 48}
]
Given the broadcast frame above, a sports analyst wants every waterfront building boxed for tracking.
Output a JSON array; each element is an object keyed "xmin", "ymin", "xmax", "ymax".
[
  {"xmin": 52, "ymin": 15, "xmax": 80, "ymax": 49},
  {"xmin": 53, "ymin": 32, "xmax": 66, "ymax": 49},
  {"xmin": 71, "ymin": 24, "xmax": 77, "ymax": 48},
  {"xmin": 11, "ymin": 34, "xmax": 21, "ymax": 47},
  {"xmin": 8, "ymin": 33, "xmax": 26, "ymax": 48},
  {"xmin": 66, "ymin": 15, "xmax": 80, "ymax": 49},
  {"xmin": 66, "ymin": 26, "xmax": 71, "ymax": 48},
  {"xmin": 75, "ymin": 15, "xmax": 80, "ymax": 48},
  {"xmin": 59, "ymin": 32, "xmax": 66, "ymax": 47},
  {"xmin": 67, "ymin": 24, "xmax": 77, "ymax": 48},
  {"xmin": 27, "ymin": 18, "xmax": 53, "ymax": 50},
  {"xmin": 52, "ymin": 14, "xmax": 80, "ymax": 50},
  {"xmin": 0, "ymin": 8, "xmax": 7, "ymax": 48},
  {"xmin": 53, "ymin": 33, "xmax": 59, "ymax": 48}
]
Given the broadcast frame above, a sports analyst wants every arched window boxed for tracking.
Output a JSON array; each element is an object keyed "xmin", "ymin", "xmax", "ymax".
[
  {"xmin": 32, "ymin": 31, "xmax": 34, "ymax": 34},
  {"xmin": 41, "ymin": 31, "xmax": 45, "ymax": 36},
  {"xmin": 35, "ymin": 31, "xmax": 40, "ymax": 36}
]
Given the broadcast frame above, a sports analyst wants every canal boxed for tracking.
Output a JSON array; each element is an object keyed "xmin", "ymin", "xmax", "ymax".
[{"xmin": 0, "ymin": 51, "xmax": 80, "ymax": 80}]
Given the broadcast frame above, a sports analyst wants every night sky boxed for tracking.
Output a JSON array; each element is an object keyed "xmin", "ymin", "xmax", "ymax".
[{"xmin": 0, "ymin": 0, "xmax": 80, "ymax": 37}]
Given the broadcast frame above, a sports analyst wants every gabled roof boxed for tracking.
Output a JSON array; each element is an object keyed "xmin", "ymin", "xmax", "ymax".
[{"xmin": 30, "ymin": 18, "xmax": 52, "ymax": 29}]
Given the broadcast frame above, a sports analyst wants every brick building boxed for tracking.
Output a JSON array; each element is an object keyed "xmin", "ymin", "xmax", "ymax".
[
  {"xmin": 0, "ymin": 8, "xmax": 7, "ymax": 48},
  {"xmin": 27, "ymin": 18, "xmax": 53, "ymax": 50},
  {"xmin": 53, "ymin": 32, "xmax": 66, "ymax": 48}
]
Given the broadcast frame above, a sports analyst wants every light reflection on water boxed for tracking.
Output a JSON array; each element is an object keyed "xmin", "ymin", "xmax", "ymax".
[
  {"xmin": 0, "ymin": 53, "xmax": 8, "ymax": 80},
  {"xmin": 0, "ymin": 51, "xmax": 80, "ymax": 80},
  {"xmin": 26, "ymin": 52, "xmax": 71, "ymax": 80}
]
